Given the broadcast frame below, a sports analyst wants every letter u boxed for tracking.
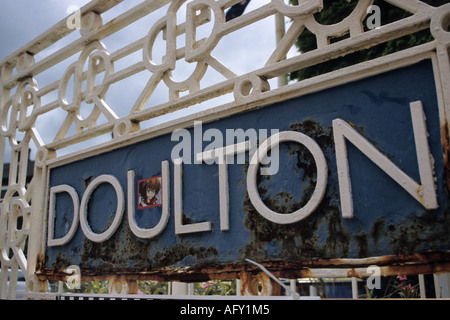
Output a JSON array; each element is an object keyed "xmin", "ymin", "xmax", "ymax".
[{"xmin": 127, "ymin": 161, "xmax": 170, "ymax": 238}]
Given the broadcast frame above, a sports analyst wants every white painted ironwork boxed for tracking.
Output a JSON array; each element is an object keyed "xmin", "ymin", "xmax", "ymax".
[{"xmin": 0, "ymin": 0, "xmax": 449, "ymax": 299}]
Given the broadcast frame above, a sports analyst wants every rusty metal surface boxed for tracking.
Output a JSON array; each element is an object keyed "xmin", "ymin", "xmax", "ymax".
[
  {"xmin": 37, "ymin": 252, "xmax": 450, "ymax": 282},
  {"xmin": 40, "ymin": 59, "xmax": 450, "ymax": 281}
]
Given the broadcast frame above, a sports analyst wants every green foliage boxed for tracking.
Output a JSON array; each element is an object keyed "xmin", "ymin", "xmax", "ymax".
[
  {"xmin": 81, "ymin": 280, "xmax": 109, "ymax": 294},
  {"xmin": 194, "ymin": 280, "xmax": 237, "ymax": 296},
  {"xmin": 288, "ymin": 0, "xmax": 448, "ymax": 81},
  {"xmin": 137, "ymin": 280, "xmax": 168, "ymax": 295},
  {"xmin": 61, "ymin": 280, "xmax": 109, "ymax": 294},
  {"xmin": 62, "ymin": 279, "xmax": 234, "ymax": 296},
  {"xmin": 361, "ymin": 275, "xmax": 420, "ymax": 298},
  {"xmin": 383, "ymin": 275, "xmax": 420, "ymax": 298}
]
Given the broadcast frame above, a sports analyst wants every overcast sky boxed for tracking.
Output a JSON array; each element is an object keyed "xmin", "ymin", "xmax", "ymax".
[{"xmin": 0, "ymin": 0, "xmax": 295, "ymax": 160}]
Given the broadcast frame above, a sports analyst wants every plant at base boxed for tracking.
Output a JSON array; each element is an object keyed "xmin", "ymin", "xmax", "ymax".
[{"xmin": 194, "ymin": 280, "xmax": 237, "ymax": 296}]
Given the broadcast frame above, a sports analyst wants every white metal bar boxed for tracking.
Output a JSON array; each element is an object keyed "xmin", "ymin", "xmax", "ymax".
[
  {"xmin": 246, "ymin": 259, "xmax": 300, "ymax": 300},
  {"xmin": 434, "ymin": 274, "xmax": 441, "ymax": 298},
  {"xmin": 0, "ymin": 0, "xmax": 124, "ymax": 67},
  {"xmin": 351, "ymin": 277, "xmax": 358, "ymax": 299},
  {"xmin": 418, "ymin": 274, "xmax": 426, "ymax": 298},
  {"xmin": 290, "ymin": 279, "xmax": 297, "ymax": 297},
  {"xmin": 57, "ymin": 292, "xmax": 320, "ymax": 300},
  {"xmin": 440, "ymin": 273, "xmax": 450, "ymax": 298}
]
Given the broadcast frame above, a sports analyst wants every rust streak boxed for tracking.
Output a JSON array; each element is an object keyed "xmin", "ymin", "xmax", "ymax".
[
  {"xmin": 35, "ymin": 251, "xmax": 450, "ymax": 282},
  {"xmin": 36, "ymin": 253, "xmax": 45, "ymax": 272}
]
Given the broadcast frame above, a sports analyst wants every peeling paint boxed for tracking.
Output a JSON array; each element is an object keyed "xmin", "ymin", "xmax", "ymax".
[
  {"xmin": 41, "ymin": 59, "xmax": 450, "ymax": 281},
  {"xmin": 441, "ymin": 121, "xmax": 450, "ymax": 193}
]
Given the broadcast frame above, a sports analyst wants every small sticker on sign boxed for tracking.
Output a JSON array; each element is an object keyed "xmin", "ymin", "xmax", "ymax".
[{"xmin": 138, "ymin": 176, "xmax": 162, "ymax": 209}]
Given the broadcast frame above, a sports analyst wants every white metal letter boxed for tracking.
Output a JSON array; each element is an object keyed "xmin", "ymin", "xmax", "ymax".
[
  {"xmin": 79, "ymin": 175, "xmax": 124, "ymax": 242},
  {"xmin": 247, "ymin": 131, "xmax": 328, "ymax": 224},
  {"xmin": 47, "ymin": 185, "xmax": 80, "ymax": 247},
  {"xmin": 174, "ymin": 160, "xmax": 212, "ymax": 234},
  {"xmin": 197, "ymin": 141, "xmax": 251, "ymax": 231},
  {"xmin": 127, "ymin": 161, "xmax": 170, "ymax": 239},
  {"xmin": 333, "ymin": 101, "xmax": 438, "ymax": 218}
]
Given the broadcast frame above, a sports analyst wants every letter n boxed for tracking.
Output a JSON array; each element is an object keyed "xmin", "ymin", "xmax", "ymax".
[{"xmin": 333, "ymin": 101, "xmax": 438, "ymax": 218}]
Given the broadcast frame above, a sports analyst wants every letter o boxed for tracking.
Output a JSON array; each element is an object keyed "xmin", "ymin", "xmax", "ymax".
[
  {"xmin": 79, "ymin": 175, "xmax": 124, "ymax": 242},
  {"xmin": 246, "ymin": 131, "xmax": 328, "ymax": 224}
]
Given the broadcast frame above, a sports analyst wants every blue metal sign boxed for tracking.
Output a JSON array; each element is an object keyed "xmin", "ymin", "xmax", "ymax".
[{"xmin": 42, "ymin": 59, "xmax": 449, "ymax": 279}]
